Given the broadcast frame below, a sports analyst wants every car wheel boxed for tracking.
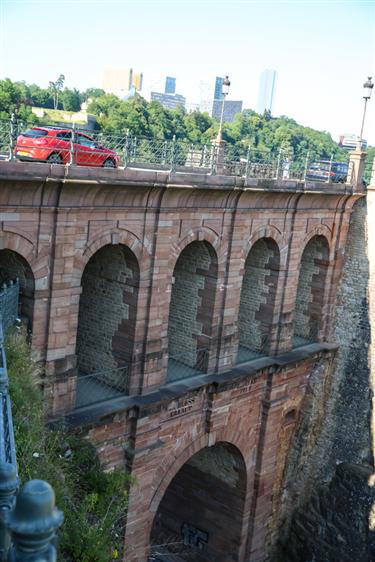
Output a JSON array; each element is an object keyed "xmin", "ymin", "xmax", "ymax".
[
  {"xmin": 47, "ymin": 153, "xmax": 63, "ymax": 164},
  {"xmin": 103, "ymin": 158, "xmax": 116, "ymax": 168}
]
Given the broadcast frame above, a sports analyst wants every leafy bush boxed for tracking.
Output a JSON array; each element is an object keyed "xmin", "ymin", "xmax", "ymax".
[{"xmin": 6, "ymin": 332, "xmax": 131, "ymax": 562}]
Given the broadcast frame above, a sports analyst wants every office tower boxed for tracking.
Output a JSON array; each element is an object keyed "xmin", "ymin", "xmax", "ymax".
[
  {"xmin": 165, "ymin": 76, "xmax": 176, "ymax": 94},
  {"xmin": 257, "ymin": 69, "xmax": 277, "ymax": 114},
  {"xmin": 212, "ymin": 100, "xmax": 243, "ymax": 123},
  {"xmin": 199, "ymin": 81, "xmax": 214, "ymax": 114},
  {"xmin": 214, "ymin": 77, "xmax": 224, "ymax": 100},
  {"xmin": 338, "ymin": 134, "xmax": 367, "ymax": 151},
  {"xmin": 151, "ymin": 92, "xmax": 186, "ymax": 110},
  {"xmin": 102, "ymin": 66, "xmax": 143, "ymax": 97}
]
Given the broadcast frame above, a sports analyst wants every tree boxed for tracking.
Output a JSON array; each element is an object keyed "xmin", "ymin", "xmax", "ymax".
[
  {"xmin": 61, "ymin": 88, "xmax": 81, "ymax": 112},
  {"xmin": 49, "ymin": 74, "xmax": 65, "ymax": 109}
]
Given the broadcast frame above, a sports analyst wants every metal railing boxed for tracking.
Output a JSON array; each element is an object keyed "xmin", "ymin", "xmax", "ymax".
[
  {"xmin": 166, "ymin": 348, "xmax": 209, "ymax": 383},
  {"xmin": 75, "ymin": 364, "xmax": 129, "ymax": 409},
  {"xmin": 0, "ymin": 117, "xmax": 354, "ymax": 186},
  {"xmin": 0, "ymin": 281, "xmax": 19, "ymax": 337},
  {"xmin": 0, "ymin": 281, "xmax": 63, "ymax": 561}
]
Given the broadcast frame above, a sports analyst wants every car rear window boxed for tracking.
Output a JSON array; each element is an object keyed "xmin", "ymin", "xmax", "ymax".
[{"xmin": 22, "ymin": 129, "xmax": 48, "ymax": 138}]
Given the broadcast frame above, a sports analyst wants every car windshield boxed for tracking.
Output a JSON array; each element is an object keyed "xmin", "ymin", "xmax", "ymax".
[{"xmin": 21, "ymin": 129, "xmax": 48, "ymax": 138}]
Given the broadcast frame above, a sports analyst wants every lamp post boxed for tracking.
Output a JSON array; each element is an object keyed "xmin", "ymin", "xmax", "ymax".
[
  {"xmin": 349, "ymin": 76, "xmax": 373, "ymax": 190},
  {"xmin": 216, "ymin": 76, "xmax": 230, "ymax": 143},
  {"xmin": 359, "ymin": 76, "xmax": 373, "ymax": 147}
]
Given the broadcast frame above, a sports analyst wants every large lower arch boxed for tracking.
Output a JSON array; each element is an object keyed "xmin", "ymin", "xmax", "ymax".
[
  {"xmin": 75, "ymin": 244, "xmax": 140, "ymax": 404},
  {"xmin": 149, "ymin": 442, "xmax": 247, "ymax": 562},
  {"xmin": 237, "ymin": 238, "xmax": 280, "ymax": 362},
  {"xmin": 293, "ymin": 235, "xmax": 329, "ymax": 346},
  {"xmin": 0, "ymin": 249, "xmax": 35, "ymax": 331},
  {"xmin": 167, "ymin": 241, "xmax": 218, "ymax": 382}
]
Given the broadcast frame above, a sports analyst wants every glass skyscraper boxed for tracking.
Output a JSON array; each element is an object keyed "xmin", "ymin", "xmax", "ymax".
[
  {"xmin": 165, "ymin": 76, "xmax": 176, "ymax": 94},
  {"xmin": 214, "ymin": 77, "xmax": 224, "ymax": 100},
  {"xmin": 257, "ymin": 69, "xmax": 277, "ymax": 114}
]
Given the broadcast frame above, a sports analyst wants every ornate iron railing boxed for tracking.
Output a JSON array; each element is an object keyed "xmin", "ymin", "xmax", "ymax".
[
  {"xmin": 0, "ymin": 117, "xmax": 354, "ymax": 185},
  {"xmin": 0, "ymin": 281, "xmax": 63, "ymax": 561}
]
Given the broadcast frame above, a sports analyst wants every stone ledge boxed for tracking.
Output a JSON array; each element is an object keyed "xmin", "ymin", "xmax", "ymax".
[
  {"xmin": 59, "ymin": 342, "xmax": 338, "ymax": 428},
  {"xmin": 0, "ymin": 160, "xmax": 357, "ymax": 194}
]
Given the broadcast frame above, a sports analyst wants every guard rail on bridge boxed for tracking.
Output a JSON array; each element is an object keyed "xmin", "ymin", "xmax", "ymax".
[
  {"xmin": 0, "ymin": 281, "xmax": 63, "ymax": 561},
  {"xmin": 0, "ymin": 117, "xmax": 355, "ymax": 185}
]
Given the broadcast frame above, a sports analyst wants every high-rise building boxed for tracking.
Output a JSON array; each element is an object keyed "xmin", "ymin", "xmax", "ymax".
[
  {"xmin": 257, "ymin": 69, "xmax": 277, "ymax": 114},
  {"xmin": 151, "ymin": 92, "xmax": 186, "ymax": 110},
  {"xmin": 212, "ymin": 100, "xmax": 243, "ymax": 122},
  {"xmin": 102, "ymin": 66, "xmax": 143, "ymax": 97},
  {"xmin": 214, "ymin": 77, "xmax": 224, "ymax": 101},
  {"xmin": 165, "ymin": 76, "xmax": 176, "ymax": 95},
  {"xmin": 199, "ymin": 81, "xmax": 214, "ymax": 114},
  {"xmin": 338, "ymin": 134, "xmax": 367, "ymax": 151}
]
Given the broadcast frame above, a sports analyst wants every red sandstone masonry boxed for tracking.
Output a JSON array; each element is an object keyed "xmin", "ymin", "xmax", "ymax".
[{"xmin": 0, "ymin": 162, "xmax": 362, "ymax": 560}]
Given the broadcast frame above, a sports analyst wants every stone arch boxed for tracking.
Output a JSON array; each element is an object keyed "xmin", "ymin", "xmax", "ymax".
[
  {"xmin": 168, "ymin": 227, "xmax": 222, "ymax": 276},
  {"xmin": 0, "ymin": 249, "xmax": 35, "ymax": 331},
  {"xmin": 301, "ymin": 225, "xmax": 333, "ymax": 261},
  {"xmin": 167, "ymin": 240, "xmax": 218, "ymax": 382},
  {"xmin": 75, "ymin": 244, "xmax": 140, "ymax": 405},
  {"xmin": 237, "ymin": 237, "xmax": 280, "ymax": 361},
  {"xmin": 241, "ymin": 225, "xmax": 285, "ymax": 267},
  {"xmin": 149, "ymin": 440, "xmax": 247, "ymax": 562},
  {"xmin": 293, "ymin": 235, "xmax": 330, "ymax": 346},
  {"xmin": 72, "ymin": 229, "xmax": 151, "ymax": 288}
]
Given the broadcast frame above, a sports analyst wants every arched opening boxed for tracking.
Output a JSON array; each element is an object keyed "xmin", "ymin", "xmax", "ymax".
[
  {"xmin": 167, "ymin": 241, "xmax": 218, "ymax": 383},
  {"xmin": 149, "ymin": 442, "xmax": 246, "ymax": 562},
  {"xmin": 0, "ymin": 249, "xmax": 35, "ymax": 332},
  {"xmin": 76, "ymin": 244, "xmax": 140, "ymax": 407},
  {"xmin": 237, "ymin": 238, "xmax": 280, "ymax": 362},
  {"xmin": 293, "ymin": 235, "xmax": 329, "ymax": 347}
]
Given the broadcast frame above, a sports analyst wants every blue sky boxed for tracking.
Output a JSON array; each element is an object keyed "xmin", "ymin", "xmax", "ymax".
[{"xmin": 1, "ymin": 0, "xmax": 374, "ymax": 143}]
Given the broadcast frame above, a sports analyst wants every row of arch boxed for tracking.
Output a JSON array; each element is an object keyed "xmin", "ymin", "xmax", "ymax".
[{"xmin": 0, "ymin": 233, "xmax": 330, "ymax": 388}]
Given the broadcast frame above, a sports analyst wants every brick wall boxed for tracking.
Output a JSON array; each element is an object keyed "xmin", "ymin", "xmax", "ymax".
[
  {"xmin": 238, "ymin": 239, "xmax": 280, "ymax": 354},
  {"xmin": 168, "ymin": 241, "xmax": 217, "ymax": 369},
  {"xmin": 0, "ymin": 249, "xmax": 34, "ymax": 328},
  {"xmin": 76, "ymin": 244, "xmax": 139, "ymax": 376},
  {"xmin": 293, "ymin": 236, "xmax": 329, "ymax": 341}
]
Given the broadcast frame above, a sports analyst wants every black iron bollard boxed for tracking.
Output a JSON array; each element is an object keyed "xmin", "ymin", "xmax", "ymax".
[
  {"xmin": 5, "ymin": 480, "xmax": 63, "ymax": 562},
  {"xmin": 0, "ymin": 463, "xmax": 18, "ymax": 561}
]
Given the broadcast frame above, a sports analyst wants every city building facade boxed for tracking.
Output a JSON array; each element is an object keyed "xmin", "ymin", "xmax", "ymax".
[
  {"xmin": 150, "ymin": 91, "xmax": 186, "ymax": 110},
  {"xmin": 102, "ymin": 66, "xmax": 143, "ymax": 97},
  {"xmin": 338, "ymin": 134, "xmax": 367, "ymax": 151},
  {"xmin": 212, "ymin": 99, "xmax": 243, "ymax": 122}
]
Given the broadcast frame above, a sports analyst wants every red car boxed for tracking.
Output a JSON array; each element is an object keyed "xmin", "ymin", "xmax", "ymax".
[{"xmin": 15, "ymin": 127, "xmax": 120, "ymax": 168}]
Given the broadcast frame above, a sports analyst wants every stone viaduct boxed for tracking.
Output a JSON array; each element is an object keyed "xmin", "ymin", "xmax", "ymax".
[{"xmin": 0, "ymin": 159, "xmax": 367, "ymax": 561}]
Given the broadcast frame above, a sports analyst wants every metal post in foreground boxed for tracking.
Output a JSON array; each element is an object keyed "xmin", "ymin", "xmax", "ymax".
[
  {"xmin": 8, "ymin": 116, "xmax": 16, "ymax": 162},
  {"xmin": 303, "ymin": 151, "xmax": 310, "ymax": 181},
  {"xmin": 170, "ymin": 135, "xmax": 177, "ymax": 172},
  {"xmin": 245, "ymin": 145, "xmax": 251, "ymax": 180},
  {"xmin": 5, "ymin": 480, "xmax": 63, "ymax": 562}
]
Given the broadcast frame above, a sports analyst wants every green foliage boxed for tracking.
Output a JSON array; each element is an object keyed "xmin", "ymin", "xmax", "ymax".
[
  {"xmin": 0, "ymin": 77, "xmax": 372, "ymax": 167},
  {"xmin": 364, "ymin": 146, "xmax": 375, "ymax": 184},
  {"xmin": 7, "ymin": 332, "xmax": 131, "ymax": 562},
  {"xmin": 61, "ymin": 88, "xmax": 82, "ymax": 112}
]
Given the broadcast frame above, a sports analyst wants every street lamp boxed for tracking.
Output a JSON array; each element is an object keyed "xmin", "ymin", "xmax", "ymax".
[
  {"xmin": 359, "ymin": 76, "xmax": 373, "ymax": 147},
  {"xmin": 217, "ymin": 75, "xmax": 231, "ymax": 142}
]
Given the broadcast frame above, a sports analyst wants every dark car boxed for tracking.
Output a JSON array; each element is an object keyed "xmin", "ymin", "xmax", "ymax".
[
  {"xmin": 15, "ymin": 127, "xmax": 120, "ymax": 168},
  {"xmin": 306, "ymin": 160, "xmax": 348, "ymax": 183}
]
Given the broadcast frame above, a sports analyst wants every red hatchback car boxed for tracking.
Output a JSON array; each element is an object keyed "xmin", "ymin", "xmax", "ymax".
[{"xmin": 15, "ymin": 127, "xmax": 120, "ymax": 168}]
